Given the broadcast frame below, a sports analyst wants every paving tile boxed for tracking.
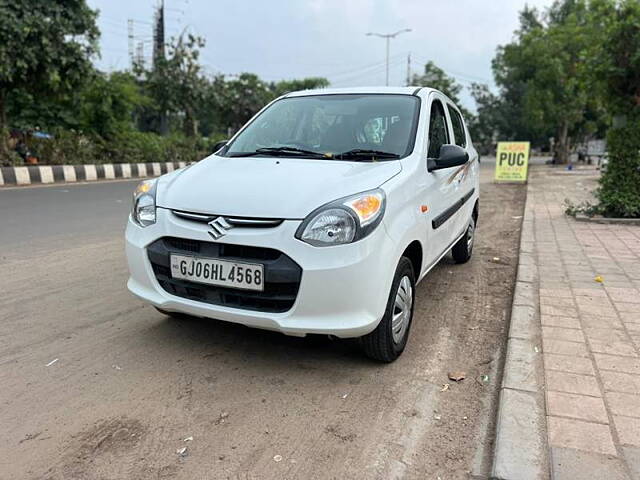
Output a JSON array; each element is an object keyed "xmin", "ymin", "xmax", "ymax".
[
  {"xmin": 546, "ymin": 370, "xmax": 602, "ymax": 397},
  {"xmin": 551, "ymin": 447, "xmax": 631, "ymax": 480},
  {"xmin": 601, "ymin": 371, "xmax": 640, "ymax": 395},
  {"xmin": 613, "ymin": 416, "xmax": 640, "ymax": 447},
  {"xmin": 540, "ymin": 296, "xmax": 576, "ymax": 308},
  {"xmin": 606, "ymin": 392, "xmax": 640, "ymax": 418},
  {"xmin": 607, "ymin": 288, "xmax": 640, "ymax": 304},
  {"xmin": 543, "ymin": 326, "xmax": 585, "ymax": 343},
  {"xmin": 585, "ymin": 328, "xmax": 632, "ymax": 342},
  {"xmin": 544, "ymin": 353, "xmax": 595, "ymax": 375},
  {"xmin": 540, "ymin": 288, "xmax": 573, "ymax": 298},
  {"xmin": 582, "ymin": 314, "xmax": 625, "ymax": 330},
  {"xmin": 574, "ymin": 287, "xmax": 608, "ymax": 297},
  {"xmin": 548, "ymin": 416, "xmax": 616, "ymax": 455},
  {"xmin": 578, "ymin": 303, "xmax": 619, "ymax": 318},
  {"xmin": 590, "ymin": 339, "xmax": 638, "ymax": 358},
  {"xmin": 622, "ymin": 446, "xmax": 640, "ymax": 480},
  {"xmin": 618, "ymin": 303, "xmax": 640, "ymax": 314},
  {"xmin": 544, "ymin": 338, "xmax": 589, "ymax": 357},
  {"xmin": 541, "ymin": 314, "xmax": 581, "ymax": 329},
  {"xmin": 620, "ymin": 312, "xmax": 640, "ymax": 323},
  {"xmin": 595, "ymin": 354, "xmax": 640, "ymax": 375},
  {"xmin": 541, "ymin": 304, "xmax": 579, "ymax": 318},
  {"xmin": 547, "ymin": 391, "xmax": 609, "ymax": 423}
]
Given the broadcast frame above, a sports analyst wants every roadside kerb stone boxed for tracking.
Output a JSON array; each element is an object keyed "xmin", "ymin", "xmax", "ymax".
[
  {"xmin": 492, "ymin": 201, "xmax": 549, "ymax": 480},
  {"xmin": 0, "ymin": 161, "xmax": 194, "ymax": 187}
]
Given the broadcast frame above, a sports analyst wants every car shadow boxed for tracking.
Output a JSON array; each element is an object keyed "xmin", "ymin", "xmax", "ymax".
[{"xmin": 142, "ymin": 309, "xmax": 379, "ymax": 372}]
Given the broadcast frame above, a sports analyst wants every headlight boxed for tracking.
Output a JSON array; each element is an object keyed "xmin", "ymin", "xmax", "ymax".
[
  {"xmin": 296, "ymin": 189, "xmax": 386, "ymax": 246},
  {"xmin": 132, "ymin": 179, "xmax": 157, "ymax": 227}
]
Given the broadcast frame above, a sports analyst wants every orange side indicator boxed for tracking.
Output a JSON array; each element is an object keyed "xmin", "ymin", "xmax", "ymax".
[{"xmin": 421, "ymin": 205, "xmax": 429, "ymax": 213}]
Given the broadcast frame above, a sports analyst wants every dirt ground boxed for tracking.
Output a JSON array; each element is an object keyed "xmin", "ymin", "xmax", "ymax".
[{"xmin": 0, "ymin": 163, "xmax": 526, "ymax": 479}]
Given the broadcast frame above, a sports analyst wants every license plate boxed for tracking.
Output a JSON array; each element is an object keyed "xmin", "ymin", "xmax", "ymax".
[{"xmin": 170, "ymin": 254, "xmax": 264, "ymax": 291}]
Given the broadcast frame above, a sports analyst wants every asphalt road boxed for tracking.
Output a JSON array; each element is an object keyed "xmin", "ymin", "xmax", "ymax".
[
  {"xmin": 0, "ymin": 164, "xmax": 526, "ymax": 479},
  {"xmin": 0, "ymin": 179, "xmax": 138, "ymax": 251}
]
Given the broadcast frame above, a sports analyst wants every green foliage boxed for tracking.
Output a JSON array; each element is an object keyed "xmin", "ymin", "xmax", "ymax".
[
  {"xmin": 412, "ymin": 61, "xmax": 463, "ymax": 104},
  {"xmin": 597, "ymin": 120, "xmax": 640, "ymax": 217},
  {"xmin": 587, "ymin": 0, "xmax": 640, "ymax": 217},
  {"xmin": 0, "ymin": 0, "xmax": 99, "ymax": 135},
  {"xmin": 23, "ymin": 130, "xmax": 214, "ymax": 166},
  {"xmin": 468, "ymin": 83, "xmax": 503, "ymax": 154},
  {"xmin": 138, "ymin": 34, "xmax": 207, "ymax": 137},
  {"xmin": 77, "ymin": 72, "xmax": 148, "ymax": 139},
  {"xmin": 564, "ymin": 198, "xmax": 602, "ymax": 217},
  {"xmin": 270, "ymin": 77, "xmax": 330, "ymax": 97},
  {"xmin": 492, "ymin": 1, "xmax": 601, "ymax": 161}
]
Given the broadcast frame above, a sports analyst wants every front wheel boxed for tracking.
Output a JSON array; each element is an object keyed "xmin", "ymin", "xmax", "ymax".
[
  {"xmin": 360, "ymin": 257, "xmax": 416, "ymax": 362},
  {"xmin": 451, "ymin": 216, "xmax": 475, "ymax": 264}
]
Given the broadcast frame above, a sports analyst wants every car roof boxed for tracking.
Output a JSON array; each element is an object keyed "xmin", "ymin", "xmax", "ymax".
[{"xmin": 283, "ymin": 86, "xmax": 438, "ymax": 98}]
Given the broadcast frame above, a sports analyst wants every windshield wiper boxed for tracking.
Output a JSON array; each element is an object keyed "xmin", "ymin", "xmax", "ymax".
[
  {"xmin": 228, "ymin": 146, "xmax": 327, "ymax": 158},
  {"xmin": 335, "ymin": 149, "xmax": 400, "ymax": 161}
]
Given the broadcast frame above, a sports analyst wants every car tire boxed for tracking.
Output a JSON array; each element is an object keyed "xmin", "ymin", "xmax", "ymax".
[
  {"xmin": 360, "ymin": 257, "xmax": 415, "ymax": 363},
  {"xmin": 451, "ymin": 216, "xmax": 475, "ymax": 264}
]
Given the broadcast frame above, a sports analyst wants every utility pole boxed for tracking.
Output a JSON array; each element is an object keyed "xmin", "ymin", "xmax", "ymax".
[
  {"xmin": 406, "ymin": 52, "xmax": 411, "ymax": 86},
  {"xmin": 366, "ymin": 29, "xmax": 411, "ymax": 86},
  {"xmin": 153, "ymin": 0, "xmax": 165, "ymax": 70},
  {"xmin": 127, "ymin": 19, "xmax": 134, "ymax": 69}
]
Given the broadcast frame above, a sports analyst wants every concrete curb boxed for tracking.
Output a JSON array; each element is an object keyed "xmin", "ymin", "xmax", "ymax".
[
  {"xmin": 0, "ymin": 161, "xmax": 190, "ymax": 187},
  {"xmin": 491, "ymin": 184, "xmax": 550, "ymax": 480},
  {"xmin": 575, "ymin": 213, "xmax": 640, "ymax": 225}
]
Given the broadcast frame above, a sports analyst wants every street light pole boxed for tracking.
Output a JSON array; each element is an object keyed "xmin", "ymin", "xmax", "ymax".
[{"xmin": 366, "ymin": 29, "xmax": 411, "ymax": 86}]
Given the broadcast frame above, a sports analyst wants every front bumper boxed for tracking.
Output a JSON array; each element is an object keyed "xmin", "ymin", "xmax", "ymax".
[{"xmin": 125, "ymin": 208, "xmax": 397, "ymax": 337}]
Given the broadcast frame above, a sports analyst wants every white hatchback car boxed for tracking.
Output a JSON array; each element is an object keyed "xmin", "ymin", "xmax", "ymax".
[{"xmin": 126, "ymin": 87, "xmax": 479, "ymax": 362}]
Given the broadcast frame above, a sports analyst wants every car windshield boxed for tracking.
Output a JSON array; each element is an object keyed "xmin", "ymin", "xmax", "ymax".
[{"xmin": 223, "ymin": 94, "xmax": 421, "ymax": 161}]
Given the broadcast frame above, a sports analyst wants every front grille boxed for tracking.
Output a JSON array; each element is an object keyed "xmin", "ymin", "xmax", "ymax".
[
  {"xmin": 172, "ymin": 210, "xmax": 284, "ymax": 228},
  {"xmin": 147, "ymin": 237, "xmax": 302, "ymax": 313}
]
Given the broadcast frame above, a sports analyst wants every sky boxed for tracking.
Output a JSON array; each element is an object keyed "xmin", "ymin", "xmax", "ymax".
[{"xmin": 88, "ymin": 0, "xmax": 555, "ymax": 110}]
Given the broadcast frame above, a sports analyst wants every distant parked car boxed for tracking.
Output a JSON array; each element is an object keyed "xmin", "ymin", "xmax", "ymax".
[{"xmin": 125, "ymin": 87, "xmax": 480, "ymax": 362}]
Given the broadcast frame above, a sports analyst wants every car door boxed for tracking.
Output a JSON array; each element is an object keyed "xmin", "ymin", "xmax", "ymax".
[
  {"xmin": 445, "ymin": 103, "xmax": 477, "ymax": 238},
  {"xmin": 420, "ymin": 94, "xmax": 460, "ymax": 266}
]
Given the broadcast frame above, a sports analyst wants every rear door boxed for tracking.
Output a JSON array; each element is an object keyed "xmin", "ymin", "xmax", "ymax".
[{"xmin": 446, "ymin": 103, "xmax": 477, "ymax": 237}]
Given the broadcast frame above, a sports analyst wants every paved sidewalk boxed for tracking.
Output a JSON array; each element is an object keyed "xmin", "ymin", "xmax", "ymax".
[{"xmin": 530, "ymin": 166, "xmax": 640, "ymax": 479}]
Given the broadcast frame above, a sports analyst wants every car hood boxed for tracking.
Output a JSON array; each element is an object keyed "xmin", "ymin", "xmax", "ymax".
[{"xmin": 157, "ymin": 154, "xmax": 402, "ymax": 219}]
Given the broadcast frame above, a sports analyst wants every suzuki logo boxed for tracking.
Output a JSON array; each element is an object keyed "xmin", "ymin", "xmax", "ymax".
[{"xmin": 208, "ymin": 216, "xmax": 233, "ymax": 240}]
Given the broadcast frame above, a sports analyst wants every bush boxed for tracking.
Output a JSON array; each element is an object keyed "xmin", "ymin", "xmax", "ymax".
[
  {"xmin": 597, "ymin": 117, "xmax": 640, "ymax": 218},
  {"xmin": 6, "ymin": 130, "xmax": 216, "ymax": 166}
]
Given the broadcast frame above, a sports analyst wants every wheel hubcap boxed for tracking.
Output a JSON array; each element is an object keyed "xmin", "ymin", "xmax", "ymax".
[
  {"xmin": 466, "ymin": 219, "xmax": 475, "ymax": 252},
  {"xmin": 391, "ymin": 276, "xmax": 413, "ymax": 344}
]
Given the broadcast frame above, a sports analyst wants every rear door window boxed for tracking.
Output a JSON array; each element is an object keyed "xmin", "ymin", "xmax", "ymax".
[{"xmin": 447, "ymin": 105, "xmax": 467, "ymax": 148}]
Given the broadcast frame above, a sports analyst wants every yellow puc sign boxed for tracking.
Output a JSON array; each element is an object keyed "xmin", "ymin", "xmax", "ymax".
[{"xmin": 495, "ymin": 142, "xmax": 530, "ymax": 182}]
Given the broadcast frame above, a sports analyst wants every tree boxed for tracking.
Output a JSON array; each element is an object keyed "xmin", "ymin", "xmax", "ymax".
[
  {"xmin": 588, "ymin": 0, "xmax": 640, "ymax": 217},
  {"xmin": 412, "ymin": 61, "xmax": 463, "ymax": 105},
  {"xmin": 0, "ymin": 0, "xmax": 99, "ymax": 153},
  {"xmin": 269, "ymin": 78, "xmax": 329, "ymax": 97},
  {"xmin": 213, "ymin": 73, "xmax": 274, "ymax": 134},
  {"xmin": 491, "ymin": 1, "xmax": 611, "ymax": 162},
  {"xmin": 468, "ymin": 83, "xmax": 504, "ymax": 154},
  {"xmin": 77, "ymin": 71, "xmax": 148, "ymax": 139},
  {"xmin": 139, "ymin": 34, "xmax": 207, "ymax": 137}
]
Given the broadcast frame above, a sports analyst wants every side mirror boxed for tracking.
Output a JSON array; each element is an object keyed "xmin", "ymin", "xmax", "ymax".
[
  {"xmin": 212, "ymin": 140, "xmax": 228, "ymax": 154},
  {"xmin": 427, "ymin": 144, "xmax": 469, "ymax": 172}
]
